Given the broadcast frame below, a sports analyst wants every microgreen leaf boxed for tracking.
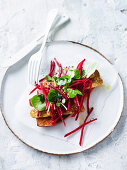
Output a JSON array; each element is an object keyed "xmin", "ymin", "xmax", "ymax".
[
  {"xmin": 31, "ymin": 95, "xmax": 46, "ymax": 111},
  {"xmin": 57, "ymin": 75, "xmax": 71, "ymax": 85},
  {"xmin": 68, "ymin": 69, "xmax": 81, "ymax": 79},
  {"xmin": 56, "ymin": 103, "xmax": 61, "ymax": 107},
  {"xmin": 47, "ymin": 88, "xmax": 62, "ymax": 103},
  {"xmin": 67, "ymin": 88, "xmax": 82, "ymax": 98},
  {"xmin": 53, "ymin": 76, "xmax": 57, "ymax": 81},
  {"xmin": 45, "ymin": 75, "xmax": 52, "ymax": 82},
  {"xmin": 73, "ymin": 69, "xmax": 81, "ymax": 79},
  {"xmin": 82, "ymin": 68, "xmax": 86, "ymax": 76}
]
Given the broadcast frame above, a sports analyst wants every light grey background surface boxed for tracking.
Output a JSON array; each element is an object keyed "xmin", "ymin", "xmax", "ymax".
[{"xmin": 0, "ymin": 0, "xmax": 127, "ymax": 170}]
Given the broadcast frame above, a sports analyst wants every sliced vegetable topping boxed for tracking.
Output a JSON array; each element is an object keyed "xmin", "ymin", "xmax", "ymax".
[{"xmin": 29, "ymin": 57, "xmax": 102, "ymax": 146}]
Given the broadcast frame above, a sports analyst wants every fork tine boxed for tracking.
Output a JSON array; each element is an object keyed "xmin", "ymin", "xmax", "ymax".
[
  {"xmin": 36, "ymin": 58, "xmax": 41, "ymax": 84},
  {"xmin": 32, "ymin": 56, "xmax": 38, "ymax": 85},
  {"xmin": 34, "ymin": 58, "xmax": 39, "ymax": 84},
  {"xmin": 28, "ymin": 58, "xmax": 33, "ymax": 84}
]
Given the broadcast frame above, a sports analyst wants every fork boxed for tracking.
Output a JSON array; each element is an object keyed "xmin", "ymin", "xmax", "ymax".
[{"xmin": 28, "ymin": 9, "xmax": 58, "ymax": 85}]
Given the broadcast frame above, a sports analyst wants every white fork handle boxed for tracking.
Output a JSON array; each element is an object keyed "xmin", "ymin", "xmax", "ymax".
[
  {"xmin": 39, "ymin": 9, "xmax": 58, "ymax": 54},
  {"xmin": 0, "ymin": 14, "xmax": 69, "ymax": 68}
]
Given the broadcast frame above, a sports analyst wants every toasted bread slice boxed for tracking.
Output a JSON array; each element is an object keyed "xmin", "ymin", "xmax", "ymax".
[
  {"xmin": 36, "ymin": 115, "xmax": 69, "ymax": 127},
  {"xmin": 30, "ymin": 104, "xmax": 85, "ymax": 118},
  {"xmin": 91, "ymin": 70, "xmax": 103, "ymax": 88}
]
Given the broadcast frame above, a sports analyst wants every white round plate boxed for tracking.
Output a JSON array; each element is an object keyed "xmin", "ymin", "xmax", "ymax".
[{"xmin": 0, "ymin": 41, "xmax": 124, "ymax": 155}]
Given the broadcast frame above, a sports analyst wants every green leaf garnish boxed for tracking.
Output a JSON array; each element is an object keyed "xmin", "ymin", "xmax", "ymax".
[
  {"xmin": 45, "ymin": 75, "xmax": 52, "ymax": 82},
  {"xmin": 53, "ymin": 76, "xmax": 57, "ymax": 81},
  {"xmin": 82, "ymin": 68, "xmax": 86, "ymax": 76},
  {"xmin": 74, "ymin": 69, "xmax": 81, "ymax": 79},
  {"xmin": 31, "ymin": 95, "xmax": 46, "ymax": 111},
  {"xmin": 68, "ymin": 69, "xmax": 81, "ymax": 79},
  {"xmin": 57, "ymin": 75, "xmax": 71, "ymax": 85},
  {"xmin": 67, "ymin": 88, "xmax": 82, "ymax": 98},
  {"xmin": 56, "ymin": 103, "xmax": 61, "ymax": 107},
  {"xmin": 47, "ymin": 89, "xmax": 62, "ymax": 103}
]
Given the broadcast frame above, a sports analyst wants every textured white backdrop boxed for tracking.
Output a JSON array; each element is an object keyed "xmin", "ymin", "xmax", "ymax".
[{"xmin": 0, "ymin": 0, "xmax": 127, "ymax": 169}]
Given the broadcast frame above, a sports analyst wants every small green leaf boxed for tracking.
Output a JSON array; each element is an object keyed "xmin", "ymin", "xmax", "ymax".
[
  {"xmin": 47, "ymin": 89, "xmax": 62, "ymax": 103},
  {"xmin": 47, "ymin": 89, "xmax": 58, "ymax": 103},
  {"xmin": 56, "ymin": 103, "xmax": 61, "ymax": 107},
  {"xmin": 82, "ymin": 68, "xmax": 86, "ymax": 76},
  {"xmin": 74, "ymin": 69, "xmax": 81, "ymax": 79},
  {"xmin": 67, "ymin": 88, "xmax": 82, "ymax": 98},
  {"xmin": 57, "ymin": 79, "xmax": 68, "ymax": 85},
  {"xmin": 57, "ymin": 75, "xmax": 71, "ymax": 85},
  {"xmin": 45, "ymin": 75, "xmax": 52, "ymax": 82},
  {"xmin": 53, "ymin": 76, "xmax": 57, "ymax": 81},
  {"xmin": 31, "ymin": 95, "xmax": 46, "ymax": 111},
  {"xmin": 74, "ymin": 89, "xmax": 82, "ymax": 95}
]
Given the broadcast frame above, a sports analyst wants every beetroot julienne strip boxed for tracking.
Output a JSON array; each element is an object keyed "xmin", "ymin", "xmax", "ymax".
[
  {"xmin": 54, "ymin": 58, "xmax": 63, "ymax": 78},
  {"xmin": 50, "ymin": 103, "xmax": 54, "ymax": 122},
  {"xmin": 68, "ymin": 98, "xmax": 71, "ymax": 111},
  {"xmin": 64, "ymin": 118, "xmax": 97, "ymax": 137},
  {"xmin": 49, "ymin": 61, "xmax": 55, "ymax": 77},
  {"xmin": 52, "ymin": 116, "xmax": 60, "ymax": 125},
  {"xmin": 79, "ymin": 110, "xmax": 93, "ymax": 146},
  {"xmin": 39, "ymin": 60, "xmax": 56, "ymax": 82},
  {"xmin": 70, "ymin": 78, "xmax": 89, "ymax": 85},
  {"xmin": 39, "ymin": 77, "xmax": 45, "ymax": 82},
  {"xmin": 79, "ymin": 81, "xmax": 93, "ymax": 146},
  {"xmin": 58, "ymin": 64, "xmax": 62, "ymax": 78},
  {"xmin": 75, "ymin": 96, "xmax": 80, "ymax": 107},
  {"xmin": 56, "ymin": 107, "xmax": 66, "ymax": 126},
  {"xmin": 37, "ymin": 111, "xmax": 40, "ymax": 117},
  {"xmin": 54, "ymin": 58, "xmax": 60, "ymax": 67},
  {"xmin": 40, "ymin": 83, "xmax": 49, "ymax": 110},
  {"xmin": 59, "ymin": 107, "xmax": 66, "ymax": 126},
  {"xmin": 29, "ymin": 85, "xmax": 40, "ymax": 95},
  {"xmin": 77, "ymin": 59, "xmax": 85, "ymax": 74},
  {"xmin": 49, "ymin": 84, "xmax": 68, "ymax": 100}
]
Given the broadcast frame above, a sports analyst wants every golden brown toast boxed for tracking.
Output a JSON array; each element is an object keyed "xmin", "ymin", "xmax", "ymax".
[
  {"xmin": 30, "ymin": 104, "xmax": 85, "ymax": 118},
  {"xmin": 36, "ymin": 115, "xmax": 69, "ymax": 127}
]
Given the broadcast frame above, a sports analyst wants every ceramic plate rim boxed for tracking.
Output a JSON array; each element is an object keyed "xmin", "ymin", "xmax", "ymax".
[{"xmin": 0, "ymin": 41, "xmax": 124, "ymax": 155}]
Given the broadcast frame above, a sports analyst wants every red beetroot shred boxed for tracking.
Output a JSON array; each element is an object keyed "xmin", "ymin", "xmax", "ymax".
[
  {"xmin": 49, "ymin": 84, "xmax": 68, "ymax": 100},
  {"xmin": 79, "ymin": 81, "xmax": 93, "ymax": 146},
  {"xmin": 77, "ymin": 59, "xmax": 85, "ymax": 74},
  {"xmin": 54, "ymin": 58, "xmax": 63, "ymax": 78},
  {"xmin": 64, "ymin": 118, "xmax": 97, "ymax": 137},
  {"xmin": 29, "ymin": 84, "xmax": 40, "ymax": 95},
  {"xmin": 56, "ymin": 107, "xmax": 66, "ymax": 126},
  {"xmin": 40, "ymin": 83, "xmax": 49, "ymax": 110},
  {"xmin": 39, "ymin": 60, "xmax": 56, "ymax": 82}
]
